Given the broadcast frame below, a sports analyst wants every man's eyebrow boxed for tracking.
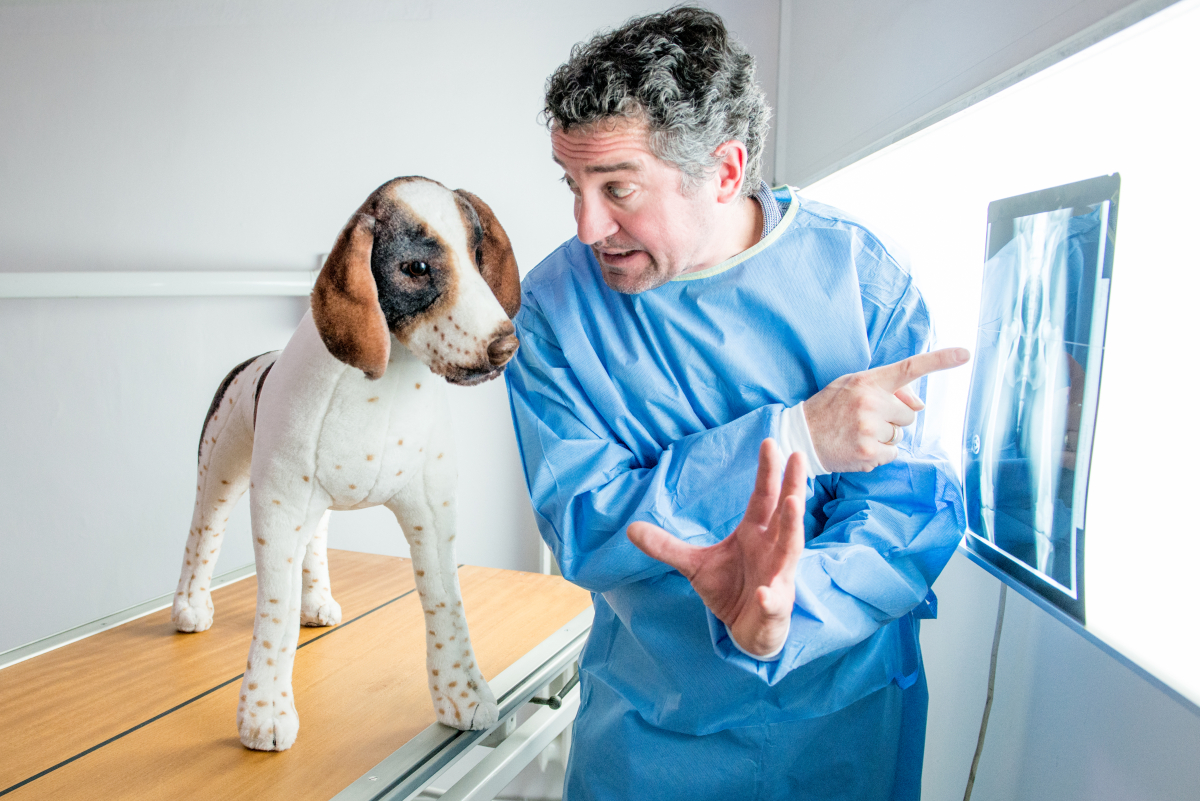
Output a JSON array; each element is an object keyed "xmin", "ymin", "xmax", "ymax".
[{"xmin": 584, "ymin": 161, "xmax": 642, "ymax": 174}]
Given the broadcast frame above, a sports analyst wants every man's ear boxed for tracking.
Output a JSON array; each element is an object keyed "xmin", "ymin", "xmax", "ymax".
[
  {"xmin": 455, "ymin": 189, "xmax": 521, "ymax": 318},
  {"xmin": 713, "ymin": 140, "xmax": 749, "ymax": 204},
  {"xmin": 310, "ymin": 213, "xmax": 391, "ymax": 379}
]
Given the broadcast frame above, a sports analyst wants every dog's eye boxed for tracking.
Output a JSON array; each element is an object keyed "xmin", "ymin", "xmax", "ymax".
[{"xmin": 402, "ymin": 261, "xmax": 430, "ymax": 277}]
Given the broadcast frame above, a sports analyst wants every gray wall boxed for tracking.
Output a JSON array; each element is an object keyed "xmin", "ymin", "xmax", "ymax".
[
  {"xmin": 776, "ymin": 0, "xmax": 1158, "ymax": 187},
  {"xmin": 0, "ymin": 0, "xmax": 781, "ymax": 654}
]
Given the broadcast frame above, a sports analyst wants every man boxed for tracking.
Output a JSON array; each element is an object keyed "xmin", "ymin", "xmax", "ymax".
[{"xmin": 505, "ymin": 8, "xmax": 967, "ymax": 800}]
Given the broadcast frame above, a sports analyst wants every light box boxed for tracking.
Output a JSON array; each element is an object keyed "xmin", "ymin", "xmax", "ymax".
[{"xmin": 801, "ymin": 0, "xmax": 1200, "ymax": 709}]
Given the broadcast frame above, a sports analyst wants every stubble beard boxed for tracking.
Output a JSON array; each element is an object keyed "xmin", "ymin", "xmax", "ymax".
[{"xmin": 593, "ymin": 246, "xmax": 672, "ymax": 295}]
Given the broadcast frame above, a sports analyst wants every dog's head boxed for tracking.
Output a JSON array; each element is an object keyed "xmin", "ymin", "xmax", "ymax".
[{"xmin": 311, "ymin": 177, "xmax": 521, "ymax": 384}]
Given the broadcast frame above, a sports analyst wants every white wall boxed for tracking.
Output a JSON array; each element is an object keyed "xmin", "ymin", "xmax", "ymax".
[
  {"xmin": 776, "ymin": 0, "xmax": 1163, "ymax": 187},
  {"xmin": 922, "ymin": 554, "xmax": 1200, "ymax": 801},
  {"xmin": 0, "ymin": 0, "xmax": 782, "ymax": 654}
]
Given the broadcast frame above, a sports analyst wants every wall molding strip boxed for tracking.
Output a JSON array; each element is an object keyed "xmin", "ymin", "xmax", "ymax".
[{"xmin": 0, "ymin": 270, "xmax": 318, "ymax": 299}]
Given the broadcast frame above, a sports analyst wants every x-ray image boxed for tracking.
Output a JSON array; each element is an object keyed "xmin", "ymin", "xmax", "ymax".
[{"xmin": 963, "ymin": 174, "xmax": 1119, "ymax": 623}]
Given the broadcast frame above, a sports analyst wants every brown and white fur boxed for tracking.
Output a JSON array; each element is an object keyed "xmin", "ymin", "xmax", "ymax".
[{"xmin": 171, "ymin": 177, "xmax": 521, "ymax": 751}]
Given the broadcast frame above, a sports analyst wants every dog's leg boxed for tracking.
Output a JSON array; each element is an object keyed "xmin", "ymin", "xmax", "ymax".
[
  {"xmin": 386, "ymin": 447, "xmax": 499, "ymax": 732},
  {"xmin": 236, "ymin": 496, "xmax": 325, "ymax": 751},
  {"xmin": 172, "ymin": 370, "xmax": 258, "ymax": 633},
  {"xmin": 300, "ymin": 510, "xmax": 342, "ymax": 627}
]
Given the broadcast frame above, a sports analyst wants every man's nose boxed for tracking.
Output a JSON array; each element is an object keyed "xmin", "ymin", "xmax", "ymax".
[{"xmin": 575, "ymin": 196, "xmax": 619, "ymax": 245}]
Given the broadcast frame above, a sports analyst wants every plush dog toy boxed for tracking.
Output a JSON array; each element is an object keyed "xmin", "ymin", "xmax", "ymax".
[{"xmin": 171, "ymin": 176, "xmax": 520, "ymax": 751}]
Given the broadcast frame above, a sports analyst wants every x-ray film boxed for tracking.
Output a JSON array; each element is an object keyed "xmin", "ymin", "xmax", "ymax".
[{"xmin": 963, "ymin": 174, "xmax": 1120, "ymax": 623}]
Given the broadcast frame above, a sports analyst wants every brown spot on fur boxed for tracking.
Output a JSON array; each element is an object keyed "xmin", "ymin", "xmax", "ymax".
[
  {"xmin": 249, "ymin": 683, "xmax": 258, "ymax": 690},
  {"xmin": 367, "ymin": 397, "xmax": 379, "ymax": 402},
  {"xmin": 302, "ymin": 476, "xmax": 309, "ymax": 482},
  {"xmin": 257, "ymin": 538, "xmax": 266, "ymax": 545},
  {"xmin": 366, "ymin": 454, "xmax": 374, "ymax": 461},
  {"xmin": 454, "ymin": 189, "xmax": 520, "ymax": 317},
  {"xmin": 432, "ymin": 669, "xmax": 439, "ymax": 676},
  {"xmin": 252, "ymin": 361, "xmax": 274, "ymax": 428},
  {"xmin": 349, "ymin": 484, "xmax": 356, "ymax": 489},
  {"xmin": 198, "ymin": 353, "xmax": 268, "ymax": 463},
  {"xmin": 416, "ymin": 570, "xmax": 425, "ymax": 576},
  {"xmin": 415, "ymin": 383, "xmax": 421, "ymax": 389},
  {"xmin": 414, "ymin": 526, "xmax": 423, "ymax": 531},
  {"xmin": 312, "ymin": 213, "xmax": 390, "ymax": 379},
  {"xmin": 256, "ymin": 700, "xmax": 268, "ymax": 707}
]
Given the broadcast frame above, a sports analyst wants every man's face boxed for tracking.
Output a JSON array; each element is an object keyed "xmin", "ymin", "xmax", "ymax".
[{"xmin": 552, "ymin": 120, "xmax": 720, "ymax": 294}]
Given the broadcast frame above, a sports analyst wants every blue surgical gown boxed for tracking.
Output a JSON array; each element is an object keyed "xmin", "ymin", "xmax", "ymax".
[{"xmin": 505, "ymin": 188, "xmax": 966, "ymax": 801}]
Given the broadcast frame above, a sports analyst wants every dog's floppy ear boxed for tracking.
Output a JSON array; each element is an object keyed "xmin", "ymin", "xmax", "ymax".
[
  {"xmin": 311, "ymin": 213, "xmax": 391, "ymax": 380},
  {"xmin": 455, "ymin": 189, "xmax": 521, "ymax": 318}
]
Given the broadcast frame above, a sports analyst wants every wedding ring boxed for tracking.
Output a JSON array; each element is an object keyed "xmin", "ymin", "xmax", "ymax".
[{"xmin": 883, "ymin": 423, "xmax": 901, "ymax": 446}]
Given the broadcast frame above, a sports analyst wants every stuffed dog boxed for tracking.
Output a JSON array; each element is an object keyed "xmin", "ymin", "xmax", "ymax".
[{"xmin": 171, "ymin": 177, "xmax": 520, "ymax": 751}]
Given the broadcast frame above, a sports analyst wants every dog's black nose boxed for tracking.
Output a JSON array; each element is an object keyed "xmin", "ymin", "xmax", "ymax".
[{"xmin": 487, "ymin": 333, "xmax": 519, "ymax": 367}]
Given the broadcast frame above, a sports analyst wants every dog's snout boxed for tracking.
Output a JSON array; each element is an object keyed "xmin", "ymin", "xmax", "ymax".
[{"xmin": 487, "ymin": 332, "xmax": 519, "ymax": 367}]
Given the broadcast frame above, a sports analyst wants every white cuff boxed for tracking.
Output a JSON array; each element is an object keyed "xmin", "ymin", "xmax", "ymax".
[
  {"xmin": 725, "ymin": 621, "xmax": 787, "ymax": 661},
  {"xmin": 779, "ymin": 402, "xmax": 831, "ymax": 477}
]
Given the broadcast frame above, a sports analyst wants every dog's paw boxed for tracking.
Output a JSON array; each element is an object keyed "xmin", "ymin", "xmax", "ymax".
[
  {"xmin": 300, "ymin": 597, "xmax": 342, "ymax": 628},
  {"xmin": 433, "ymin": 676, "xmax": 498, "ymax": 731},
  {"xmin": 237, "ymin": 690, "xmax": 300, "ymax": 751},
  {"xmin": 171, "ymin": 600, "xmax": 214, "ymax": 633}
]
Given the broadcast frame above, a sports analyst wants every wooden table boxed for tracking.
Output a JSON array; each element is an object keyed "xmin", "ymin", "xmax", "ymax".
[{"xmin": 0, "ymin": 551, "xmax": 591, "ymax": 800}]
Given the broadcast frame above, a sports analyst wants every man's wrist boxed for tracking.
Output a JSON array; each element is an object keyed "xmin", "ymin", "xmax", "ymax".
[
  {"xmin": 725, "ymin": 621, "xmax": 787, "ymax": 661},
  {"xmin": 779, "ymin": 402, "xmax": 831, "ymax": 477}
]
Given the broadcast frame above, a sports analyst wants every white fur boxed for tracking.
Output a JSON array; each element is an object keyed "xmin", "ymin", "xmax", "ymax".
[{"xmin": 172, "ymin": 180, "xmax": 510, "ymax": 751}]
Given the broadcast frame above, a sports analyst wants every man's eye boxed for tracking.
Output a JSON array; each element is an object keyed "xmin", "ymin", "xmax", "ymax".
[
  {"xmin": 402, "ymin": 261, "xmax": 430, "ymax": 277},
  {"xmin": 608, "ymin": 186, "xmax": 633, "ymax": 199}
]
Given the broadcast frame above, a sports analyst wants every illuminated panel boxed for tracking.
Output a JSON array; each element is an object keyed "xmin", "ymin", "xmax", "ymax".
[{"xmin": 802, "ymin": 0, "xmax": 1200, "ymax": 706}]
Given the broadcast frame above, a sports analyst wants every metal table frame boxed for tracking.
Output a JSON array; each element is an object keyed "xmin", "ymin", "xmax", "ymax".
[{"xmin": 335, "ymin": 608, "xmax": 592, "ymax": 801}]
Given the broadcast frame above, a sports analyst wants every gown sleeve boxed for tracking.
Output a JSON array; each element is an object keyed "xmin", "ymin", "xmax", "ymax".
[
  {"xmin": 707, "ymin": 279, "xmax": 967, "ymax": 684},
  {"xmin": 506, "ymin": 292, "xmax": 787, "ymax": 595}
]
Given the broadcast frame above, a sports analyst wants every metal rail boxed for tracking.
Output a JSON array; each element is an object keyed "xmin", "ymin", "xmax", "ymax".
[{"xmin": 334, "ymin": 608, "xmax": 593, "ymax": 801}]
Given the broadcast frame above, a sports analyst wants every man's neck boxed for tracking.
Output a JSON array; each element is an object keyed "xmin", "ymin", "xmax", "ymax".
[{"xmin": 679, "ymin": 192, "xmax": 762, "ymax": 278}]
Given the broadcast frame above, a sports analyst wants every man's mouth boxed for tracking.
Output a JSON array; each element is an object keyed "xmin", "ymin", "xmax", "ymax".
[{"xmin": 596, "ymin": 248, "xmax": 643, "ymax": 270}]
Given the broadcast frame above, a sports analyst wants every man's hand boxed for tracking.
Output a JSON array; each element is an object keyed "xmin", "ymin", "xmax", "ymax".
[
  {"xmin": 804, "ymin": 347, "xmax": 971, "ymax": 473},
  {"xmin": 627, "ymin": 440, "xmax": 805, "ymax": 658}
]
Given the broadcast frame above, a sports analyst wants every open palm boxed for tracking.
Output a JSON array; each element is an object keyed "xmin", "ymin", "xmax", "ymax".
[{"xmin": 627, "ymin": 439, "xmax": 806, "ymax": 658}]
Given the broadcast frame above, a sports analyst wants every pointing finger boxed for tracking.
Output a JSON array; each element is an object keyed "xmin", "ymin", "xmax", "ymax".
[{"xmin": 868, "ymin": 348, "xmax": 970, "ymax": 393}]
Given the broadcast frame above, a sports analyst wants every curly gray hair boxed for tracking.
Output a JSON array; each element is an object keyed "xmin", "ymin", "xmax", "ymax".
[{"xmin": 543, "ymin": 5, "xmax": 770, "ymax": 196}]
